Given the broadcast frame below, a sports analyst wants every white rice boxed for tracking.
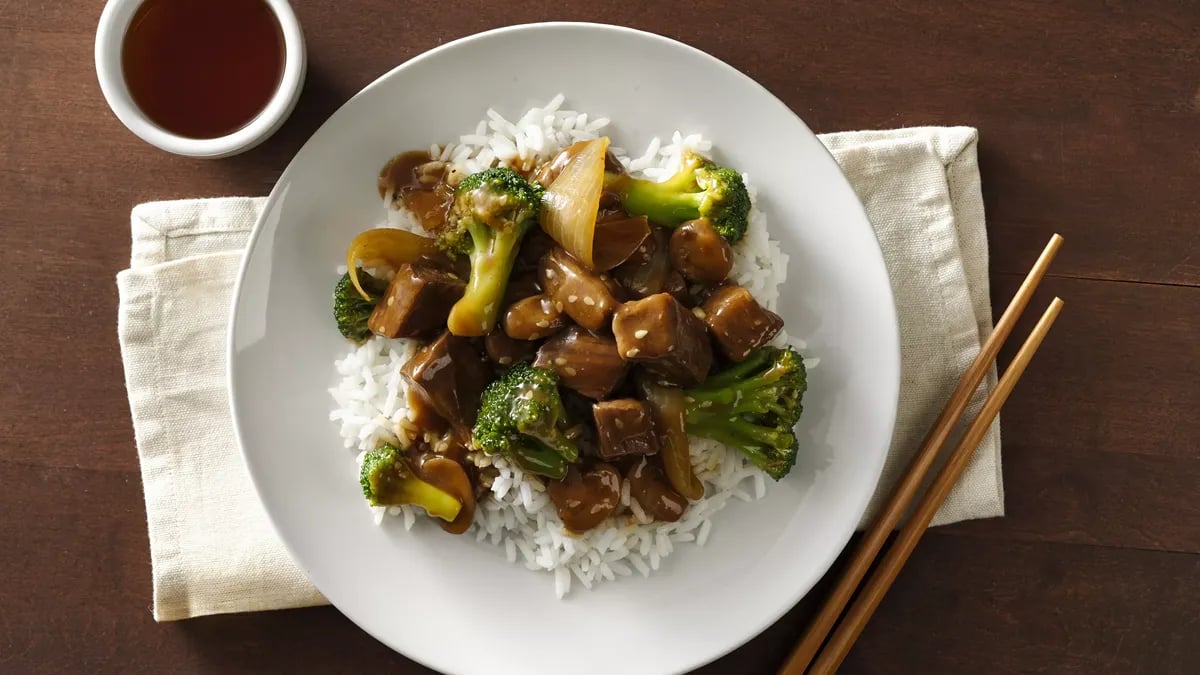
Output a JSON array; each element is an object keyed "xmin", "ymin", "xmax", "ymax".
[{"xmin": 331, "ymin": 95, "xmax": 805, "ymax": 598}]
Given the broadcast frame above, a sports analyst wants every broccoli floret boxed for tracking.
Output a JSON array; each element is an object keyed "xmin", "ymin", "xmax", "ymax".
[
  {"xmin": 682, "ymin": 346, "xmax": 807, "ymax": 480},
  {"xmin": 333, "ymin": 270, "xmax": 388, "ymax": 342},
  {"xmin": 439, "ymin": 167, "xmax": 544, "ymax": 336},
  {"xmin": 606, "ymin": 149, "xmax": 751, "ymax": 243},
  {"xmin": 359, "ymin": 443, "xmax": 463, "ymax": 521},
  {"xmin": 472, "ymin": 362, "xmax": 579, "ymax": 479}
]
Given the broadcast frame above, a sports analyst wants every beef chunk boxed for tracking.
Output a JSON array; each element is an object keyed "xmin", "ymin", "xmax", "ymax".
[
  {"xmin": 539, "ymin": 247, "xmax": 620, "ymax": 331},
  {"xmin": 627, "ymin": 457, "xmax": 686, "ymax": 522},
  {"xmin": 503, "ymin": 295, "xmax": 566, "ymax": 340},
  {"xmin": 592, "ymin": 399, "xmax": 659, "ymax": 460},
  {"xmin": 700, "ymin": 284, "xmax": 784, "ymax": 362},
  {"xmin": 502, "ymin": 270, "xmax": 542, "ymax": 309},
  {"xmin": 484, "ymin": 331, "xmax": 537, "ymax": 367},
  {"xmin": 668, "ymin": 218, "xmax": 733, "ymax": 285},
  {"xmin": 612, "ymin": 293, "xmax": 712, "ymax": 386},
  {"xmin": 534, "ymin": 327, "xmax": 628, "ymax": 399},
  {"xmin": 662, "ymin": 270, "xmax": 691, "ymax": 307},
  {"xmin": 612, "ymin": 226, "xmax": 671, "ymax": 299},
  {"xmin": 368, "ymin": 262, "xmax": 465, "ymax": 338},
  {"xmin": 400, "ymin": 332, "xmax": 491, "ymax": 431}
]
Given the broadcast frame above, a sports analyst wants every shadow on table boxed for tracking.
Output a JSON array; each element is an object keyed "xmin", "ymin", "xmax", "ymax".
[{"xmin": 176, "ymin": 605, "xmax": 437, "ymax": 674}]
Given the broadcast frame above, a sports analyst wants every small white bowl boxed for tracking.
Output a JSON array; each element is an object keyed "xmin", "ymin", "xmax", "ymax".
[{"xmin": 94, "ymin": 0, "xmax": 306, "ymax": 158}]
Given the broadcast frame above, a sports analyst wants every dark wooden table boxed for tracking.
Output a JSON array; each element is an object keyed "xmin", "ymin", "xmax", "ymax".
[{"xmin": 3, "ymin": 1, "xmax": 1198, "ymax": 673}]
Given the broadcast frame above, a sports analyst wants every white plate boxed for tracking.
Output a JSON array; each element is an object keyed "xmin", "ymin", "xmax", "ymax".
[{"xmin": 229, "ymin": 22, "xmax": 899, "ymax": 675}]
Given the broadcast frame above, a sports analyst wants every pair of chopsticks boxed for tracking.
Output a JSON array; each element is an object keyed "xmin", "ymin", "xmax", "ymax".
[{"xmin": 781, "ymin": 234, "xmax": 1066, "ymax": 675}]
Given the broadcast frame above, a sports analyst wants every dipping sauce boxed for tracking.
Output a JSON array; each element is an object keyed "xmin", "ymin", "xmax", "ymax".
[{"xmin": 122, "ymin": 0, "xmax": 285, "ymax": 139}]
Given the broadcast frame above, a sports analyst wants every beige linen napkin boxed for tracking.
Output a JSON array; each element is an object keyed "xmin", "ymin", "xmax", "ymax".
[{"xmin": 117, "ymin": 126, "xmax": 1001, "ymax": 621}]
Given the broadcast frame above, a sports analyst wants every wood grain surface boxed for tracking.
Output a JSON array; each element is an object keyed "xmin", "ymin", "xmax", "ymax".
[{"xmin": 2, "ymin": 1, "xmax": 1198, "ymax": 673}]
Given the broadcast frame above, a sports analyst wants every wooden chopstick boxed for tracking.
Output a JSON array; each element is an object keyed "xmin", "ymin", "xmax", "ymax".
[
  {"xmin": 807, "ymin": 296, "xmax": 1064, "ymax": 674},
  {"xmin": 780, "ymin": 233, "xmax": 1063, "ymax": 675}
]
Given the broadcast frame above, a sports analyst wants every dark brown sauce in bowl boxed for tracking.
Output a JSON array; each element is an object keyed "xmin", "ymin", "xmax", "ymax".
[{"xmin": 121, "ymin": 0, "xmax": 285, "ymax": 139}]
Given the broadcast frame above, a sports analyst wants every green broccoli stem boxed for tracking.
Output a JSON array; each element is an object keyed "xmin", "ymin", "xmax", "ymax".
[
  {"xmin": 446, "ymin": 219, "xmax": 526, "ymax": 336},
  {"xmin": 390, "ymin": 478, "xmax": 464, "ymax": 522},
  {"xmin": 687, "ymin": 420, "xmax": 792, "ymax": 477},
  {"xmin": 525, "ymin": 424, "xmax": 580, "ymax": 463},
  {"xmin": 690, "ymin": 349, "xmax": 772, "ymax": 390},
  {"xmin": 681, "ymin": 347, "xmax": 806, "ymax": 480},
  {"xmin": 509, "ymin": 441, "xmax": 569, "ymax": 480},
  {"xmin": 688, "ymin": 385, "xmax": 793, "ymax": 419},
  {"xmin": 688, "ymin": 418, "xmax": 794, "ymax": 451},
  {"xmin": 362, "ymin": 446, "xmax": 464, "ymax": 520},
  {"xmin": 619, "ymin": 181, "xmax": 704, "ymax": 227},
  {"xmin": 687, "ymin": 354, "xmax": 793, "ymax": 416}
]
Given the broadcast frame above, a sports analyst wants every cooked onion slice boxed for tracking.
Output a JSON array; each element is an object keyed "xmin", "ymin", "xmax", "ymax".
[
  {"xmin": 540, "ymin": 137, "xmax": 609, "ymax": 268},
  {"xmin": 639, "ymin": 378, "xmax": 705, "ymax": 501},
  {"xmin": 345, "ymin": 228, "xmax": 441, "ymax": 300},
  {"xmin": 592, "ymin": 215, "xmax": 651, "ymax": 271}
]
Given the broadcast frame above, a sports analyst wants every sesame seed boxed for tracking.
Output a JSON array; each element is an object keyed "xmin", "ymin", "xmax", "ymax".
[
  {"xmin": 568, "ymin": 294, "xmax": 578, "ymax": 303},
  {"xmin": 554, "ymin": 357, "xmax": 567, "ymax": 366},
  {"xmin": 614, "ymin": 418, "xmax": 625, "ymax": 429},
  {"xmin": 386, "ymin": 296, "xmax": 395, "ymax": 306},
  {"xmin": 555, "ymin": 301, "xmax": 564, "ymax": 312},
  {"xmin": 634, "ymin": 329, "xmax": 648, "ymax": 339},
  {"xmin": 536, "ymin": 320, "xmax": 550, "ymax": 328},
  {"xmin": 625, "ymin": 348, "xmax": 640, "ymax": 358},
  {"xmin": 499, "ymin": 357, "xmax": 512, "ymax": 365},
  {"xmin": 692, "ymin": 308, "xmax": 707, "ymax": 319},
  {"xmin": 564, "ymin": 367, "xmax": 578, "ymax": 376},
  {"xmin": 546, "ymin": 269, "xmax": 556, "ymax": 279},
  {"xmin": 667, "ymin": 345, "xmax": 675, "ymax": 352},
  {"xmin": 583, "ymin": 296, "xmax": 596, "ymax": 306}
]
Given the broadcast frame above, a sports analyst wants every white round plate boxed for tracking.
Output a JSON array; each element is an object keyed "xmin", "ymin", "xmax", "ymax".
[{"xmin": 230, "ymin": 22, "xmax": 899, "ymax": 675}]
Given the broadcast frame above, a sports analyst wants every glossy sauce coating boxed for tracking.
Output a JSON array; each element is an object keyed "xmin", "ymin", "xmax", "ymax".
[
  {"xmin": 378, "ymin": 150, "xmax": 455, "ymax": 231},
  {"xmin": 669, "ymin": 218, "xmax": 733, "ymax": 284},
  {"xmin": 418, "ymin": 456, "xmax": 476, "ymax": 534},
  {"xmin": 627, "ymin": 457, "xmax": 687, "ymax": 522},
  {"xmin": 547, "ymin": 463, "xmax": 622, "ymax": 533}
]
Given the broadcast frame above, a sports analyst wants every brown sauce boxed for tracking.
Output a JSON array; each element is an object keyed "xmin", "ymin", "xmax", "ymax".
[
  {"xmin": 405, "ymin": 389, "xmax": 448, "ymax": 437},
  {"xmin": 431, "ymin": 432, "xmax": 471, "ymax": 465},
  {"xmin": 378, "ymin": 151, "xmax": 454, "ymax": 231},
  {"xmin": 417, "ymin": 456, "xmax": 475, "ymax": 534},
  {"xmin": 122, "ymin": 0, "xmax": 284, "ymax": 139}
]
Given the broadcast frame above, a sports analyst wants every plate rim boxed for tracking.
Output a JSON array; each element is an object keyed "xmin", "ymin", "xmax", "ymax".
[{"xmin": 228, "ymin": 20, "xmax": 900, "ymax": 673}]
